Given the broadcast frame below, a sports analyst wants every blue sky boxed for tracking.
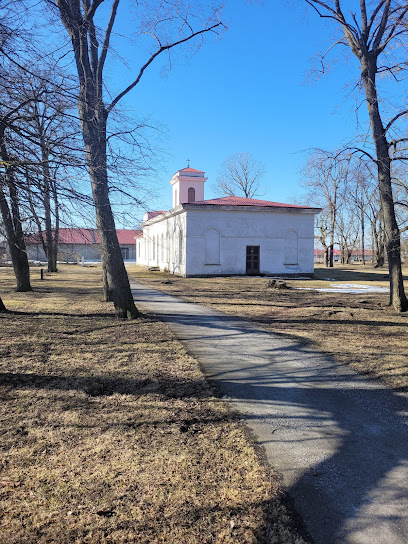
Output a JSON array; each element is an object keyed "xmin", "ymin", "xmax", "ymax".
[{"xmin": 97, "ymin": 1, "xmax": 368, "ymax": 222}]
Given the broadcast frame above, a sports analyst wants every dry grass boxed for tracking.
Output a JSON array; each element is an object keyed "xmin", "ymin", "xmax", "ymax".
[
  {"xmin": 128, "ymin": 264, "xmax": 408, "ymax": 391},
  {"xmin": 0, "ymin": 265, "xmax": 306, "ymax": 544}
]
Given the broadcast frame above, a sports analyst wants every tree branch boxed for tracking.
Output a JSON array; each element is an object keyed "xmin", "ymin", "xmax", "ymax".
[
  {"xmin": 96, "ymin": 0, "xmax": 120, "ymax": 94},
  {"xmin": 86, "ymin": 0, "xmax": 104, "ymax": 21},
  {"xmin": 372, "ymin": 0, "xmax": 390, "ymax": 52},
  {"xmin": 386, "ymin": 111, "xmax": 408, "ymax": 133},
  {"xmin": 106, "ymin": 21, "xmax": 223, "ymax": 114}
]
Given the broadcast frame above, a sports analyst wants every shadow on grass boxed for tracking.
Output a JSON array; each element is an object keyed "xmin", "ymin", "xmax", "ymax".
[
  {"xmin": 0, "ymin": 371, "xmax": 213, "ymax": 399},
  {"xmin": 314, "ymin": 267, "xmax": 408, "ymax": 283},
  {"xmin": 0, "ymin": 368, "xmax": 313, "ymax": 543},
  {"xmin": 5, "ymin": 309, "xmax": 115, "ymax": 318}
]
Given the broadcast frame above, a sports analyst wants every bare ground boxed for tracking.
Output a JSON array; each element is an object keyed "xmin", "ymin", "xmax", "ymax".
[
  {"xmin": 0, "ymin": 265, "xmax": 306, "ymax": 544},
  {"xmin": 128, "ymin": 264, "xmax": 408, "ymax": 391}
]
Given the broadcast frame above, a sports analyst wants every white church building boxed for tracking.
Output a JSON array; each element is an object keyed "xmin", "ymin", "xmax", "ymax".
[{"xmin": 136, "ymin": 166, "xmax": 320, "ymax": 277}]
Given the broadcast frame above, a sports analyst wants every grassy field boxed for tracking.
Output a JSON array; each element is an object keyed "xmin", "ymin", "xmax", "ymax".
[
  {"xmin": 128, "ymin": 264, "xmax": 408, "ymax": 391},
  {"xmin": 0, "ymin": 265, "xmax": 306, "ymax": 544}
]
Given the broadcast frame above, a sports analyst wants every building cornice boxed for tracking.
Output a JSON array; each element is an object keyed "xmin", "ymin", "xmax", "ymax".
[
  {"xmin": 141, "ymin": 203, "xmax": 321, "ymax": 228},
  {"xmin": 182, "ymin": 204, "xmax": 322, "ymax": 214},
  {"xmin": 141, "ymin": 205, "xmax": 186, "ymax": 226}
]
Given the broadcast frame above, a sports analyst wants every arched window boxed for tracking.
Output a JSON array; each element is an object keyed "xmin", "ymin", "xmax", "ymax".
[
  {"xmin": 161, "ymin": 234, "xmax": 164, "ymax": 262},
  {"xmin": 205, "ymin": 229, "xmax": 220, "ymax": 264},
  {"xmin": 284, "ymin": 230, "xmax": 298, "ymax": 264},
  {"xmin": 188, "ymin": 187, "xmax": 196, "ymax": 203}
]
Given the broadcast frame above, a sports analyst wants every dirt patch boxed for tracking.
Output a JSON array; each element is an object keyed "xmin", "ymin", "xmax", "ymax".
[
  {"xmin": 128, "ymin": 264, "xmax": 408, "ymax": 391},
  {"xmin": 0, "ymin": 265, "xmax": 306, "ymax": 544}
]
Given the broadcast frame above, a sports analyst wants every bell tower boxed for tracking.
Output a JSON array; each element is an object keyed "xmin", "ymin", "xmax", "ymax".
[{"xmin": 170, "ymin": 167, "xmax": 207, "ymax": 208}]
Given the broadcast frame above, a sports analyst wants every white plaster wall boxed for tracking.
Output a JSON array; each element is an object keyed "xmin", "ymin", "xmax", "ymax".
[
  {"xmin": 172, "ymin": 177, "xmax": 205, "ymax": 207},
  {"xmin": 138, "ymin": 212, "xmax": 187, "ymax": 276},
  {"xmin": 184, "ymin": 207, "xmax": 316, "ymax": 276}
]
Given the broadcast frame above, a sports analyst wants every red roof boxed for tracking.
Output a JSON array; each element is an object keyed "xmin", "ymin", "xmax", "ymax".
[
  {"xmin": 116, "ymin": 229, "xmax": 142, "ymax": 243},
  {"xmin": 146, "ymin": 211, "xmax": 166, "ymax": 220},
  {"xmin": 314, "ymin": 248, "xmax": 374, "ymax": 256},
  {"xmin": 178, "ymin": 167, "xmax": 204, "ymax": 174},
  {"xmin": 188, "ymin": 196, "xmax": 318, "ymax": 209},
  {"xmin": 314, "ymin": 248, "xmax": 341, "ymax": 256},
  {"xmin": 26, "ymin": 228, "xmax": 141, "ymax": 245}
]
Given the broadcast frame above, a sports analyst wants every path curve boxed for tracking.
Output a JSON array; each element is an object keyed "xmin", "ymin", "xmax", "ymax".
[{"xmin": 131, "ymin": 281, "xmax": 408, "ymax": 544}]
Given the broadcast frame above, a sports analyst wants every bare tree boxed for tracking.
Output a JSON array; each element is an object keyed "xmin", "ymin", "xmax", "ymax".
[
  {"xmin": 344, "ymin": 158, "xmax": 378, "ymax": 265},
  {"xmin": 314, "ymin": 209, "xmax": 331, "ymax": 266},
  {"xmin": 17, "ymin": 68, "xmax": 82, "ymax": 272},
  {"xmin": 336, "ymin": 204, "xmax": 359, "ymax": 264},
  {"xmin": 0, "ymin": 114, "xmax": 32, "ymax": 291},
  {"xmin": 303, "ymin": 150, "xmax": 349, "ymax": 267},
  {"xmin": 306, "ymin": 0, "xmax": 408, "ymax": 311},
  {"xmin": 45, "ymin": 0, "xmax": 223, "ymax": 318},
  {"xmin": 214, "ymin": 152, "xmax": 266, "ymax": 199}
]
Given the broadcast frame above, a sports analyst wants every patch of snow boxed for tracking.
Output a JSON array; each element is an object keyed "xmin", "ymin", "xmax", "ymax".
[{"xmin": 296, "ymin": 283, "xmax": 389, "ymax": 294}]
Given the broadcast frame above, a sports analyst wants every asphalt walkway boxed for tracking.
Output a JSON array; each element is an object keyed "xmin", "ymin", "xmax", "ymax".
[{"xmin": 131, "ymin": 281, "xmax": 408, "ymax": 544}]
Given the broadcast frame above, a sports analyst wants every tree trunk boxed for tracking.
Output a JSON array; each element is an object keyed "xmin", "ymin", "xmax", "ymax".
[
  {"xmin": 372, "ymin": 220, "xmax": 385, "ymax": 267},
  {"xmin": 362, "ymin": 59, "xmax": 407, "ymax": 311},
  {"xmin": 52, "ymin": 179, "xmax": 60, "ymax": 269},
  {"xmin": 102, "ymin": 261, "xmax": 112, "ymax": 302},
  {"xmin": 329, "ymin": 244, "xmax": 334, "ymax": 267},
  {"xmin": 56, "ymin": 3, "xmax": 140, "ymax": 319},
  {"xmin": 0, "ymin": 295, "xmax": 7, "ymax": 312},
  {"xmin": 0, "ymin": 126, "xmax": 32, "ymax": 292},
  {"xmin": 41, "ymin": 145, "xmax": 58, "ymax": 272},
  {"xmin": 0, "ymin": 169, "xmax": 32, "ymax": 292},
  {"xmin": 81, "ymin": 106, "xmax": 139, "ymax": 318},
  {"xmin": 361, "ymin": 210, "xmax": 365, "ymax": 265},
  {"xmin": 0, "ymin": 186, "xmax": 32, "ymax": 291}
]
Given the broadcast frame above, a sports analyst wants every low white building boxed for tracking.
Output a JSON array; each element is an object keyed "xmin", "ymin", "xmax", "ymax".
[{"xmin": 136, "ymin": 166, "xmax": 320, "ymax": 277}]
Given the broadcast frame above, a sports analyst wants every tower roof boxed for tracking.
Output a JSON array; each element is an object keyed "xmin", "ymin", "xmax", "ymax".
[{"xmin": 176, "ymin": 167, "xmax": 205, "ymax": 175}]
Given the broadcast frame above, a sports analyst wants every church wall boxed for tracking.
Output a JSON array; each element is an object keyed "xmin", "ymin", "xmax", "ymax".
[
  {"xmin": 138, "ymin": 212, "xmax": 187, "ymax": 276},
  {"xmin": 184, "ymin": 208, "xmax": 315, "ymax": 276}
]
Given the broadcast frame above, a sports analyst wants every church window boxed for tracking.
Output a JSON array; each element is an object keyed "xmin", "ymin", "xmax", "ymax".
[
  {"xmin": 161, "ymin": 234, "xmax": 164, "ymax": 262},
  {"xmin": 188, "ymin": 187, "xmax": 195, "ymax": 203},
  {"xmin": 205, "ymin": 229, "xmax": 220, "ymax": 265},
  {"xmin": 152, "ymin": 236, "xmax": 156, "ymax": 260},
  {"xmin": 284, "ymin": 230, "xmax": 298, "ymax": 264}
]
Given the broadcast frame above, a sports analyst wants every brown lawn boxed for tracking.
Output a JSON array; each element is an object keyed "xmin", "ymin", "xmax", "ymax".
[
  {"xmin": 0, "ymin": 265, "xmax": 306, "ymax": 544},
  {"xmin": 128, "ymin": 264, "xmax": 408, "ymax": 391}
]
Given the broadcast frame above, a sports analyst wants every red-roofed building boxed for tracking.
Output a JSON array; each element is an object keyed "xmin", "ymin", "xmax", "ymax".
[
  {"xmin": 136, "ymin": 166, "xmax": 321, "ymax": 277},
  {"xmin": 314, "ymin": 248, "xmax": 341, "ymax": 264},
  {"xmin": 143, "ymin": 211, "xmax": 167, "ymax": 221},
  {"xmin": 25, "ymin": 228, "xmax": 141, "ymax": 262},
  {"xmin": 314, "ymin": 248, "xmax": 374, "ymax": 264}
]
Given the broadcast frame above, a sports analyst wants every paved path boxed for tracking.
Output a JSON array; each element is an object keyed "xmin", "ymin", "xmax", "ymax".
[{"xmin": 131, "ymin": 281, "xmax": 408, "ymax": 544}]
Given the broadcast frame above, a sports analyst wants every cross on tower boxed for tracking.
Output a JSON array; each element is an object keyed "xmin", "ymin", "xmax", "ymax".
[{"xmin": 186, "ymin": 158, "xmax": 190, "ymax": 167}]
